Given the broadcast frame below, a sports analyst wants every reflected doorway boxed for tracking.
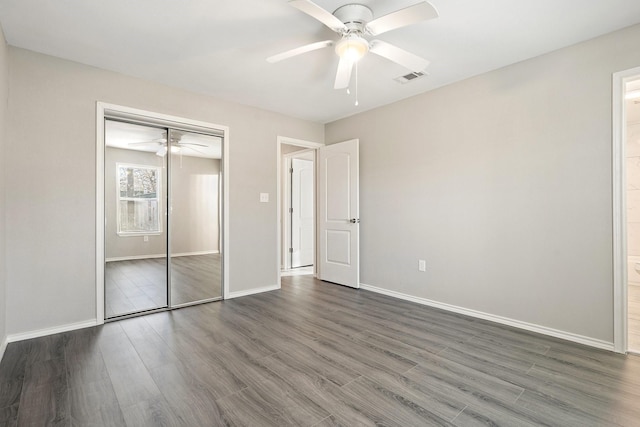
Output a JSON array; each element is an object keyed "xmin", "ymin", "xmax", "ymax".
[
  {"xmin": 626, "ymin": 77, "xmax": 640, "ymax": 353},
  {"xmin": 104, "ymin": 119, "xmax": 223, "ymax": 319}
]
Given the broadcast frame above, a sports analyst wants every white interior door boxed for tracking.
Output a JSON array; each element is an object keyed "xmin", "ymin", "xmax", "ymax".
[
  {"xmin": 319, "ymin": 139, "xmax": 359, "ymax": 288},
  {"xmin": 291, "ymin": 157, "xmax": 314, "ymax": 268}
]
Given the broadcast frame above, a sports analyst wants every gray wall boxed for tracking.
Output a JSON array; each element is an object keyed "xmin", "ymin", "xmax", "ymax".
[
  {"xmin": 169, "ymin": 154, "xmax": 220, "ymax": 256},
  {"xmin": 105, "ymin": 147, "xmax": 220, "ymax": 259},
  {"xmin": 281, "ymin": 143, "xmax": 308, "ymax": 155},
  {"xmin": 0, "ymin": 26, "xmax": 8, "ymax": 350},
  {"xmin": 326, "ymin": 24, "xmax": 640, "ymax": 344},
  {"xmin": 5, "ymin": 47, "xmax": 323, "ymax": 335}
]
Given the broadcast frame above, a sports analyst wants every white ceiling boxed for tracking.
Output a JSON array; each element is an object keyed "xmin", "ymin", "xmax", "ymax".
[{"xmin": 1, "ymin": 0, "xmax": 640, "ymax": 123}]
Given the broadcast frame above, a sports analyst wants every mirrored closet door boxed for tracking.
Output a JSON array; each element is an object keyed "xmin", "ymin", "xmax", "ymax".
[
  {"xmin": 168, "ymin": 129, "xmax": 222, "ymax": 306},
  {"xmin": 104, "ymin": 119, "xmax": 223, "ymax": 320}
]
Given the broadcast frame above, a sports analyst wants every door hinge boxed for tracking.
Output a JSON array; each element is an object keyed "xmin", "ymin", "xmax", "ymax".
[
  {"xmin": 289, "ymin": 208, "xmax": 293, "ymax": 213},
  {"xmin": 289, "ymin": 248, "xmax": 293, "ymax": 253},
  {"xmin": 290, "ymin": 167, "xmax": 293, "ymax": 174}
]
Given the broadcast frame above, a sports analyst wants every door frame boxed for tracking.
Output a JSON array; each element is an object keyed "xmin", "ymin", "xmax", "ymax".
[
  {"xmin": 613, "ymin": 66, "xmax": 640, "ymax": 353},
  {"xmin": 283, "ymin": 150, "xmax": 315, "ymax": 270},
  {"xmin": 276, "ymin": 136, "xmax": 323, "ymax": 285},
  {"xmin": 96, "ymin": 102, "xmax": 230, "ymax": 325}
]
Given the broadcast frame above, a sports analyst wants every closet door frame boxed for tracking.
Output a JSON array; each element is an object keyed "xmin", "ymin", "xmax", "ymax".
[{"xmin": 96, "ymin": 102, "xmax": 229, "ymax": 325}]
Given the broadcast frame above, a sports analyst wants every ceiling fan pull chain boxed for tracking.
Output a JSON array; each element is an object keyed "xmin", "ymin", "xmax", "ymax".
[{"xmin": 355, "ymin": 61, "xmax": 359, "ymax": 107}]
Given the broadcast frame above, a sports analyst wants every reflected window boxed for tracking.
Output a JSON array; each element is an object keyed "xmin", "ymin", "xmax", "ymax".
[{"xmin": 116, "ymin": 163, "xmax": 162, "ymax": 235}]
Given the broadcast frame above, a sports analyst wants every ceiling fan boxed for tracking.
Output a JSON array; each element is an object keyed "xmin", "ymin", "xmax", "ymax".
[
  {"xmin": 129, "ymin": 135, "xmax": 208, "ymax": 157},
  {"xmin": 267, "ymin": 0, "xmax": 439, "ymax": 89}
]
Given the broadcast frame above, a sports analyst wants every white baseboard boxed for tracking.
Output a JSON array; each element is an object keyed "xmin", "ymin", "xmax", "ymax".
[
  {"xmin": 173, "ymin": 250, "xmax": 219, "ymax": 257},
  {"xmin": 359, "ymin": 283, "xmax": 615, "ymax": 352},
  {"xmin": 227, "ymin": 284, "xmax": 280, "ymax": 299},
  {"xmin": 7, "ymin": 319, "xmax": 97, "ymax": 343},
  {"xmin": 106, "ymin": 250, "xmax": 219, "ymax": 262},
  {"xmin": 0, "ymin": 334, "xmax": 7, "ymax": 364}
]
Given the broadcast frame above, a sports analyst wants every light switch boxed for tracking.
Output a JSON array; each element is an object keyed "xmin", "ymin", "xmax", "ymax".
[{"xmin": 260, "ymin": 193, "xmax": 269, "ymax": 203}]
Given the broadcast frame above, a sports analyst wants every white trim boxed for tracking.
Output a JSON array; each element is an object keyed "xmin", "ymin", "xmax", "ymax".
[
  {"xmin": 7, "ymin": 320, "xmax": 97, "ymax": 343},
  {"xmin": 96, "ymin": 104, "xmax": 106, "ymax": 325},
  {"xmin": 612, "ymin": 67, "xmax": 640, "ymax": 353},
  {"xmin": 105, "ymin": 250, "xmax": 219, "ymax": 263},
  {"xmin": 227, "ymin": 284, "xmax": 280, "ymax": 299},
  {"xmin": 360, "ymin": 283, "xmax": 615, "ymax": 352},
  {"xmin": 115, "ymin": 232, "xmax": 163, "ymax": 237},
  {"xmin": 166, "ymin": 250, "xmax": 220, "ymax": 257},
  {"xmin": 222, "ymin": 128, "xmax": 230, "ymax": 301},
  {"xmin": 97, "ymin": 102, "xmax": 230, "ymax": 325},
  {"xmin": 0, "ymin": 336, "xmax": 7, "ymax": 364},
  {"xmin": 276, "ymin": 136, "xmax": 323, "ymax": 287},
  {"xmin": 106, "ymin": 254, "xmax": 166, "ymax": 262}
]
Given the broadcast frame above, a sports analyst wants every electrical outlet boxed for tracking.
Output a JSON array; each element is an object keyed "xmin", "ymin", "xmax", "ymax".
[
  {"xmin": 418, "ymin": 259, "xmax": 426, "ymax": 272},
  {"xmin": 143, "ymin": 235, "xmax": 149, "ymax": 242},
  {"xmin": 260, "ymin": 193, "xmax": 269, "ymax": 203}
]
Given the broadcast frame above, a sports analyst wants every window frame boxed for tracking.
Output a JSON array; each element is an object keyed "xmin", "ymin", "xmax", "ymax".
[{"xmin": 116, "ymin": 162, "xmax": 163, "ymax": 236}]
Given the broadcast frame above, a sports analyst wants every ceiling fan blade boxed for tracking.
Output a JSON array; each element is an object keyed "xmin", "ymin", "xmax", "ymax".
[
  {"xmin": 334, "ymin": 57, "xmax": 354, "ymax": 89},
  {"xmin": 267, "ymin": 40, "xmax": 333, "ymax": 63},
  {"xmin": 289, "ymin": 0, "xmax": 347, "ymax": 33},
  {"xmin": 181, "ymin": 145, "xmax": 207, "ymax": 156},
  {"xmin": 366, "ymin": 1, "xmax": 438, "ymax": 36},
  {"xmin": 177, "ymin": 142, "xmax": 208, "ymax": 148},
  {"xmin": 128, "ymin": 139, "xmax": 163, "ymax": 146},
  {"xmin": 369, "ymin": 40, "xmax": 429, "ymax": 72}
]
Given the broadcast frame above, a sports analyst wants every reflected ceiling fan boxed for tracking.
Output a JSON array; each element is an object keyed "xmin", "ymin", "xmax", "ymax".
[
  {"xmin": 267, "ymin": 0, "xmax": 438, "ymax": 89},
  {"xmin": 129, "ymin": 135, "xmax": 207, "ymax": 157}
]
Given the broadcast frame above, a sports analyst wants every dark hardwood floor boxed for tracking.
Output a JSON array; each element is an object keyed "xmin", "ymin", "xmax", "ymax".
[
  {"xmin": 105, "ymin": 254, "xmax": 222, "ymax": 318},
  {"xmin": 2, "ymin": 275, "xmax": 640, "ymax": 426}
]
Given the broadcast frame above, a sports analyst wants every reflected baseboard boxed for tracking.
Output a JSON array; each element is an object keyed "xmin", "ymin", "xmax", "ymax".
[{"xmin": 106, "ymin": 250, "xmax": 219, "ymax": 262}]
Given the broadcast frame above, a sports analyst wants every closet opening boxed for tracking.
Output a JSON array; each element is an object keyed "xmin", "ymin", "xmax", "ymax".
[{"xmin": 96, "ymin": 103, "xmax": 229, "ymax": 323}]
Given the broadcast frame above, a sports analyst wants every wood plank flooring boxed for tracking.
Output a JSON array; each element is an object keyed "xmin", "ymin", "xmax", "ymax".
[
  {"xmin": 2, "ymin": 275, "xmax": 640, "ymax": 426},
  {"xmin": 105, "ymin": 254, "xmax": 222, "ymax": 318}
]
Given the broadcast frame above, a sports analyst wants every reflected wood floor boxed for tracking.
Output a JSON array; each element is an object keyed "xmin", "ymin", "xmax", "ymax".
[
  {"xmin": 2, "ymin": 275, "xmax": 640, "ymax": 426},
  {"xmin": 105, "ymin": 254, "xmax": 222, "ymax": 318}
]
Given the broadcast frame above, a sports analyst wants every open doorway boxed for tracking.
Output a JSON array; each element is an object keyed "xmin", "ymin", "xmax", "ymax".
[
  {"xmin": 277, "ymin": 137, "xmax": 323, "ymax": 282},
  {"xmin": 288, "ymin": 150, "xmax": 315, "ymax": 269},
  {"xmin": 626, "ymin": 77, "xmax": 640, "ymax": 353}
]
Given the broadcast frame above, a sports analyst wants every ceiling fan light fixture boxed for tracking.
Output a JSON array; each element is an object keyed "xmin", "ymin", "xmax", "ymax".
[
  {"xmin": 335, "ymin": 35, "xmax": 369, "ymax": 62},
  {"xmin": 156, "ymin": 146, "xmax": 168, "ymax": 157}
]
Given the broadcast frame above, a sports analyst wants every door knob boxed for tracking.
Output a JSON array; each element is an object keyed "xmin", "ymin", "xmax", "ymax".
[{"xmin": 349, "ymin": 218, "xmax": 360, "ymax": 223}]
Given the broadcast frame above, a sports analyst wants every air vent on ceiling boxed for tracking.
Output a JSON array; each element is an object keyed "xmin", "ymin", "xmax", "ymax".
[{"xmin": 394, "ymin": 71, "xmax": 426, "ymax": 84}]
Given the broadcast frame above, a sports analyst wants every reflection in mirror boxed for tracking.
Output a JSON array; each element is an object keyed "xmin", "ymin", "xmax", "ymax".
[
  {"xmin": 169, "ymin": 129, "xmax": 223, "ymax": 305},
  {"xmin": 104, "ymin": 119, "xmax": 168, "ymax": 318}
]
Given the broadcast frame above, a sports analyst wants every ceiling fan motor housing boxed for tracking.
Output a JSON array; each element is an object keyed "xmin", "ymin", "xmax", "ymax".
[
  {"xmin": 333, "ymin": 4, "xmax": 373, "ymax": 33},
  {"xmin": 333, "ymin": 4, "xmax": 373, "ymax": 61}
]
